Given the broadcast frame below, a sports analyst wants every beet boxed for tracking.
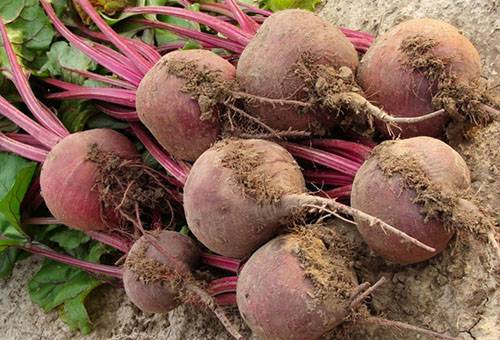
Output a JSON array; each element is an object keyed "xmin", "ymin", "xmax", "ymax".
[
  {"xmin": 236, "ymin": 225, "xmax": 455, "ymax": 339},
  {"xmin": 136, "ymin": 49, "xmax": 236, "ymax": 161},
  {"xmin": 184, "ymin": 138, "xmax": 432, "ymax": 259},
  {"xmin": 236, "ymin": 9, "xmax": 359, "ymax": 133},
  {"xmin": 123, "ymin": 230, "xmax": 244, "ymax": 339},
  {"xmin": 40, "ymin": 129, "xmax": 138, "ymax": 231},
  {"xmin": 357, "ymin": 18, "xmax": 490, "ymax": 138},
  {"xmin": 184, "ymin": 139, "xmax": 306, "ymax": 258},
  {"xmin": 123, "ymin": 230, "xmax": 200, "ymax": 313},
  {"xmin": 237, "ymin": 226, "xmax": 358, "ymax": 340},
  {"xmin": 351, "ymin": 136, "xmax": 471, "ymax": 264}
]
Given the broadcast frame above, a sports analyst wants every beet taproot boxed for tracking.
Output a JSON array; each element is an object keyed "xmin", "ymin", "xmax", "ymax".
[
  {"xmin": 136, "ymin": 49, "xmax": 235, "ymax": 161},
  {"xmin": 184, "ymin": 139, "xmax": 306, "ymax": 258},
  {"xmin": 351, "ymin": 136, "xmax": 471, "ymax": 264},
  {"xmin": 236, "ymin": 9, "xmax": 359, "ymax": 133},
  {"xmin": 357, "ymin": 18, "xmax": 494, "ymax": 138},
  {"xmin": 237, "ymin": 227, "xmax": 358, "ymax": 340},
  {"xmin": 40, "ymin": 129, "xmax": 138, "ymax": 231},
  {"xmin": 123, "ymin": 230, "xmax": 200, "ymax": 313}
]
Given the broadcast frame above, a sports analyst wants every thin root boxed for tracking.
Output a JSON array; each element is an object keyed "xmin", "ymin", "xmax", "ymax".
[
  {"xmin": 349, "ymin": 277, "xmax": 387, "ymax": 310},
  {"xmin": 362, "ymin": 317, "xmax": 458, "ymax": 340},
  {"xmin": 286, "ymin": 194, "xmax": 436, "ymax": 253},
  {"xmin": 186, "ymin": 283, "xmax": 244, "ymax": 340},
  {"xmin": 343, "ymin": 92, "xmax": 448, "ymax": 124},
  {"xmin": 226, "ymin": 102, "xmax": 281, "ymax": 139},
  {"xmin": 230, "ymin": 90, "xmax": 311, "ymax": 107}
]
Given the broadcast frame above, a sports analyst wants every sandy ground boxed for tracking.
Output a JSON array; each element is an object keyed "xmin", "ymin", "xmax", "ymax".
[{"xmin": 1, "ymin": 1, "xmax": 498, "ymax": 339}]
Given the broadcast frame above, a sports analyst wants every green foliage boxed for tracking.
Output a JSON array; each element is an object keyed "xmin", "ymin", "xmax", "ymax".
[
  {"xmin": 29, "ymin": 261, "xmax": 102, "ymax": 334},
  {"xmin": 0, "ymin": 247, "xmax": 26, "ymax": 278},
  {"xmin": 260, "ymin": 0, "xmax": 321, "ymax": 12},
  {"xmin": 49, "ymin": 229, "xmax": 91, "ymax": 251},
  {"xmin": 0, "ymin": 153, "xmax": 36, "ymax": 241},
  {"xmin": 40, "ymin": 41, "xmax": 97, "ymax": 84},
  {"xmin": 155, "ymin": 3, "xmax": 201, "ymax": 45},
  {"xmin": 58, "ymin": 100, "xmax": 98, "ymax": 133},
  {"xmin": 0, "ymin": 153, "xmax": 35, "ymax": 279},
  {"xmin": 0, "ymin": 0, "xmax": 56, "ymax": 65},
  {"xmin": 29, "ymin": 228, "xmax": 112, "ymax": 335},
  {"xmin": 86, "ymin": 113, "xmax": 129, "ymax": 129}
]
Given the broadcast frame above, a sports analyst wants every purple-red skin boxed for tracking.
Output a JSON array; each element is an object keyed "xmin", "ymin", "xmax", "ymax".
[
  {"xmin": 351, "ymin": 137, "xmax": 471, "ymax": 264},
  {"xmin": 123, "ymin": 230, "xmax": 200, "ymax": 313},
  {"xmin": 184, "ymin": 139, "xmax": 306, "ymax": 258},
  {"xmin": 136, "ymin": 49, "xmax": 236, "ymax": 161},
  {"xmin": 40, "ymin": 129, "xmax": 138, "ymax": 231},
  {"xmin": 237, "ymin": 234, "xmax": 357, "ymax": 340},
  {"xmin": 237, "ymin": 9, "xmax": 359, "ymax": 133},
  {"xmin": 357, "ymin": 18, "xmax": 481, "ymax": 138}
]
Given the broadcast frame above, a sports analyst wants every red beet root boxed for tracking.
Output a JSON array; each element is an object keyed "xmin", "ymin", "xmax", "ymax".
[
  {"xmin": 136, "ymin": 49, "xmax": 236, "ymax": 161},
  {"xmin": 40, "ymin": 129, "xmax": 138, "ymax": 231},
  {"xmin": 237, "ymin": 9, "xmax": 359, "ymax": 133},
  {"xmin": 123, "ymin": 230, "xmax": 200, "ymax": 313},
  {"xmin": 358, "ymin": 18, "xmax": 484, "ymax": 137},
  {"xmin": 237, "ymin": 228, "xmax": 358, "ymax": 340},
  {"xmin": 351, "ymin": 136, "xmax": 471, "ymax": 264}
]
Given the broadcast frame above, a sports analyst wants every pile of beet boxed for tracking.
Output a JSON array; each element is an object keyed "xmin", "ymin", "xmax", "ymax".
[{"xmin": 1, "ymin": 1, "xmax": 498, "ymax": 339}]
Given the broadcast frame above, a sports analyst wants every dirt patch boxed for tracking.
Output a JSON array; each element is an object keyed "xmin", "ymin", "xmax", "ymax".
[
  {"xmin": 400, "ymin": 35, "xmax": 494, "ymax": 133},
  {"xmin": 453, "ymin": 121, "xmax": 500, "ymax": 225},
  {"xmin": 87, "ymin": 144, "xmax": 175, "ymax": 235},
  {"xmin": 290, "ymin": 225, "xmax": 356, "ymax": 302},
  {"xmin": 162, "ymin": 58, "xmax": 232, "ymax": 121},
  {"xmin": 292, "ymin": 53, "xmax": 374, "ymax": 134},
  {"xmin": 218, "ymin": 139, "xmax": 285, "ymax": 204}
]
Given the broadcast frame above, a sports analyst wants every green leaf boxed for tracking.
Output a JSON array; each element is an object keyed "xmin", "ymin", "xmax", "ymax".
[
  {"xmin": 60, "ymin": 288, "xmax": 98, "ymax": 335},
  {"xmin": 179, "ymin": 225, "xmax": 190, "ymax": 236},
  {"xmin": 86, "ymin": 241, "xmax": 109, "ymax": 263},
  {"xmin": 0, "ymin": 1, "xmax": 25, "ymax": 24},
  {"xmin": 98, "ymin": 0, "xmax": 146, "ymax": 25},
  {"xmin": 182, "ymin": 40, "xmax": 202, "ymax": 50},
  {"xmin": 51, "ymin": 0, "xmax": 79, "ymax": 25},
  {"xmin": 261, "ymin": 0, "xmax": 321, "ymax": 12},
  {"xmin": 0, "ymin": 0, "xmax": 55, "ymax": 64},
  {"xmin": 32, "ymin": 224, "xmax": 60, "ymax": 243},
  {"xmin": 49, "ymin": 229, "xmax": 91, "ymax": 252},
  {"xmin": 0, "ymin": 153, "xmax": 36, "ymax": 240},
  {"xmin": 0, "ymin": 238, "xmax": 26, "ymax": 250},
  {"xmin": 0, "ymin": 247, "xmax": 24, "ymax": 278},
  {"xmin": 155, "ymin": 5, "xmax": 201, "ymax": 45},
  {"xmin": 28, "ymin": 261, "xmax": 102, "ymax": 312},
  {"xmin": 0, "ymin": 117, "xmax": 19, "ymax": 133},
  {"xmin": 58, "ymin": 100, "xmax": 98, "ymax": 133},
  {"xmin": 142, "ymin": 150, "xmax": 161, "ymax": 169},
  {"xmin": 82, "ymin": 78, "xmax": 110, "ymax": 88},
  {"xmin": 28, "ymin": 239, "xmax": 112, "ymax": 334},
  {"xmin": 40, "ymin": 41, "xmax": 97, "ymax": 84}
]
